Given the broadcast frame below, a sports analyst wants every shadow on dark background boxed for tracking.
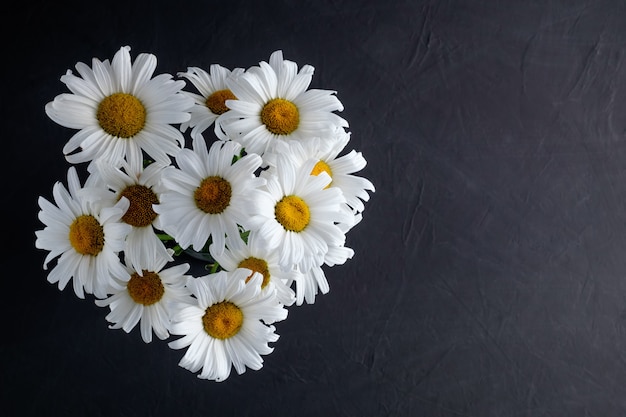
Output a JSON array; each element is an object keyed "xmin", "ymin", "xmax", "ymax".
[{"xmin": 4, "ymin": 0, "xmax": 626, "ymax": 416}]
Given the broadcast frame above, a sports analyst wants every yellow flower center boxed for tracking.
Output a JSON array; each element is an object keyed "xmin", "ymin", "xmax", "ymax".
[
  {"xmin": 260, "ymin": 98, "xmax": 299, "ymax": 135},
  {"xmin": 97, "ymin": 93, "xmax": 146, "ymax": 138},
  {"xmin": 194, "ymin": 176, "xmax": 232, "ymax": 214},
  {"xmin": 206, "ymin": 89, "xmax": 237, "ymax": 115},
  {"xmin": 119, "ymin": 184, "xmax": 159, "ymax": 227},
  {"xmin": 238, "ymin": 257, "xmax": 271, "ymax": 288},
  {"xmin": 202, "ymin": 301, "xmax": 243, "ymax": 339},
  {"xmin": 275, "ymin": 195, "xmax": 310, "ymax": 232},
  {"xmin": 126, "ymin": 270, "xmax": 165, "ymax": 305},
  {"xmin": 310, "ymin": 160, "xmax": 333, "ymax": 188},
  {"xmin": 69, "ymin": 214, "xmax": 105, "ymax": 256}
]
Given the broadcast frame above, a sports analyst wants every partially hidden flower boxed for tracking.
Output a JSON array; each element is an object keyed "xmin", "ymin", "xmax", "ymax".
[
  {"xmin": 178, "ymin": 64, "xmax": 244, "ymax": 140},
  {"xmin": 95, "ymin": 251, "xmax": 193, "ymax": 343},
  {"xmin": 209, "ymin": 230, "xmax": 298, "ymax": 306},
  {"xmin": 35, "ymin": 166, "xmax": 131, "ymax": 298},
  {"xmin": 80, "ymin": 157, "xmax": 173, "ymax": 274},
  {"xmin": 263, "ymin": 129, "xmax": 375, "ymax": 225}
]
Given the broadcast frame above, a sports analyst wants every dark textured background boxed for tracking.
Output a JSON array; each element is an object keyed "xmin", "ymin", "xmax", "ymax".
[{"xmin": 5, "ymin": 1, "xmax": 626, "ymax": 416}]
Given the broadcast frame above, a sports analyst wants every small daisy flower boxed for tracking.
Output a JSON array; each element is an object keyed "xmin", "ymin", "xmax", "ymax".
[
  {"xmin": 248, "ymin": 154, "xmax": 352, "ymax": 273},
  {"xmin": 209, "ymin": 230, "xmax": 298, "ymax": 306},
  {"xmin": 79, "ymin": 158, "xmax": 173, "ymax": 274},
  {"xmin": 45, "ymin": 45, "xmax": 193, "ymax": 171},
  {"xmin": 95, "ymin": 251, "xmax": 193, "ymax": 343},
  {"xmin": 35, "ymin": 166, "xmax": 131, "ymax": 299},
  {"xmin": 154, "ymin": 137, "xmax": 266, "ymax": 255},
  {"xmin": 215, "ymin": 50, "xmax": 348, "ymax": 156},
  {"xmin": 168, "ymin": 269, "xmax": 288, "ymax": 381},
  {"xmin": 178, "ymin": 64, "xmax": 245, "ymax": 140}
]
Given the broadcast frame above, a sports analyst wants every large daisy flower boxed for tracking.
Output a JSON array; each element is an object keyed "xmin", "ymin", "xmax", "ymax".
[
  {"xmin": 248, "ymin": 154, "xmax": 353, "ymax": 273},
  {"xmin": 45, "ymin": 45, "xmax": 193, "ymax": 171},
  {"xmin": 168, "ymin": 269, "xmax": 288, "ymax": 381},
  {"xmin": 79, "ymin": 157, "xmax": 173, "ymax": 274},
  {"xmin": 178, "ymin": 64, "xmax": 244, "ymax": 140},
  {"xmin": 208, "ymin": 230, "xmax": 298, "ymax": 306},
  {"xmin": 154, "ymin": 137, "xmax": 265, "ymax": 255},
  {"xmin": 95, "ymin": 251, "xmax": 192, "ymax": 343},
  {"xmin": 215, "ymin": 50, "xmax": 348, "ymax": 157},
  {"xmin": 35, "ymin": 166, "xmax": 131, "ymax": 299}
]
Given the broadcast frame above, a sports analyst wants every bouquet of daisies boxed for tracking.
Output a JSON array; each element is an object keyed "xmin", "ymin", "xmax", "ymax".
[{"xmin": 35, "ymin": 45, "xmax": 374, "ymax": 381}]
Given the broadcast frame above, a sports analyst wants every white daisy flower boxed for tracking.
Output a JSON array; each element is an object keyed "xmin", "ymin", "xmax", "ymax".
[
  {"xmin": 215, "ymin": 50, "xmax": 348, "ymax": 157},
  {"xmin": 209, "ymin": 230, "xmax": 298, "ymax": 306},
  {"xmin": 178, "ymin": 64, "xmax": 244, "ymax": 140},
  {"xmin": 95, "ymin": 251, "xmax": 193, "ymax": 343},
  {"xmin": 154, "ymin": 137, "xmax": 265, "ymax": 255},
  {"xmin": 35, "ymin": 166, "xmax": 131, "ymax": 299},
  {"xmin": 45, "ymin": 45, "xmax": 193, "ymax": 171},
  {"xmin": 168, "ymin": 269, "xmax": 288, "ymax": 381},
  {"xmin": 264, "ymin": 129, "xmax": 375, "ymax": 225},
  {"xmin": 248, "ymin": 154, "xmax": 353, "ymax": 273},
  {"xmin": 79, "ymin": 158, "xmax": 173, "ymax": 274}
]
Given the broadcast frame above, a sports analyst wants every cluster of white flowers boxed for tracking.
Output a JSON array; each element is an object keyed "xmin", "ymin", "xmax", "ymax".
[{"xmin": 35, "ymin": 46, "xmax": 374, "ymax": 381}]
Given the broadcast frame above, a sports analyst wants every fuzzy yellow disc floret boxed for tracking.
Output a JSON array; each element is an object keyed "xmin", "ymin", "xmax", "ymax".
[
  {"xmin": 195, "ymin": 176, "xmax": 232, "ymax": 214},
  {"xmin": 275, "ymin": 195, "xmax": 310, "ymax": 232},
  {"xmin": 97, "ymin": 93, "xmax": 146, "ymax": 138},
  {"xmin": 239, "ymin": 257, "xmax": 271, "ymax": 288},
  {"xmin": 119, "ymin": 184, "xmax": 159, "ymax": 227},
  {"xmin": 206, "ymin": 89, "xmax": 237, "ymax": 115},
  {"xmin": 127, "ymin": 271, "xmax": 165, "ymax": 305},
  {"xmin": 202, "ymin": 301, "xmax": 244, "ymax": 339},
  {"xmin": 311, "ymin": 160, "xmax": 333, "ymax": 188},
  {"xmin": 260, "ymin": 98, "xmax": 299, "ymax": 135},
  {"xmin": 69, "ymin": 214, "xmax": 104, "ymax": 256}
]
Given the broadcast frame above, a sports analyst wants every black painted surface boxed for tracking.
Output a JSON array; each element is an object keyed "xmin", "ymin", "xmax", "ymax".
[{"xmin": 6, "ymin": 1, "xmax": 626, "ymax": 416}]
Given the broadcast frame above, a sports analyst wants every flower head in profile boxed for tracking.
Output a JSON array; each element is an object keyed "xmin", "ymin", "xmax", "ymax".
[
  {"xmin": 178, "ymin": 64, "xmax": 244, "ymax": 140},
  {"xmin": 209, "ymin": 231, "xmax": 298, "ymax": 306},
  {"xmin": 35, "ymin": 166, "xmax": 131, "ymax": 299},
  {"xmin": 95, "ymin": 252, "xmax": 193, "ymax": 343},
  {"xmin": 80, "ymin": 157, "xmax": 172, "ymax": 274},
  {"xmin": 168, "ymin": 269, "xmax": 288, "ymax": 381},
  {"xmin": 45, "ymin": 45, "xmax": 193, "ymax": 171},
  {"xmin": 215, "ymin": 50, "xmax": 348, "ymax": 157},
  {"xmin": 154, "ymin": 138, "xmax": 265, "ymax": 255}
]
